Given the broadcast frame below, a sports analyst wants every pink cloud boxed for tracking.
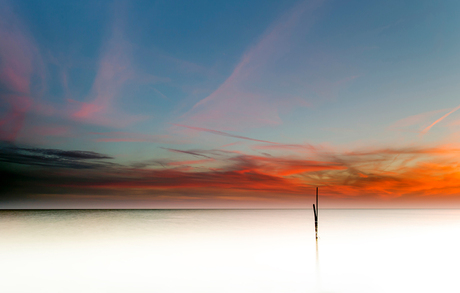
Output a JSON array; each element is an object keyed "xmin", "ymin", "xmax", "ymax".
[
  {"xmin": 422, "ymin": 104, "xmax": 460, "ymax": 135},
  {"xmin": 67, "ymin": 7, "xmax": 146, "ymax": 128},
  {"xmin": 388, "ymin": 109, "xmax": 448, "ymax": 133},
  {"xmin": 0, "ymin": 2, "xmax": 156, "ymax": 144},
  {"xmin": 0, "ymin": 3, "xmax": 41, "ymax": 142},
  {"xmin": 67, "ymin": 40, "xmax": 140, "ymax": 127},
  {"xmin": 220, "ymin": 141, "xmax": 244, "ymax": 148},
  {"xmin": 0, "ymin": 67, "xmax": 30, "ymax": 94},
  {"xmin": 72, "ymin": 102, "xmax": 105, "ymax": 119},
  {"xmin": 179, "ymin": 1, "xmax": 323, "ymax": 131},
  {"xmin": 0, "ymin": 95, "xmax": 32, "ymax": 141}
]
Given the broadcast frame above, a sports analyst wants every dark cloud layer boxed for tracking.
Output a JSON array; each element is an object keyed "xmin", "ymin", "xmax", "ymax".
[{"xmin": 0, "ymin": 144, "xmax": 113, "ymax": 169}]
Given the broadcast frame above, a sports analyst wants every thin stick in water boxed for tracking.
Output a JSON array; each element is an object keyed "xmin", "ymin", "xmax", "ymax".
[{"xmin": 313, "ymin": 187, "xmax": 319, "ymax": 239}]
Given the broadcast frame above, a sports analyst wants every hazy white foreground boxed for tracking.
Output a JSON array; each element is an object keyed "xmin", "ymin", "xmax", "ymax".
[{"xmin": 0, "ymin": 209, "xmax": 459, "ymax": 293}]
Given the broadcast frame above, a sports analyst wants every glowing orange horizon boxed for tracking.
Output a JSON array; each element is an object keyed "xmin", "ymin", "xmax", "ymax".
[{"xmin": 25, "ymin": 144, "xmax": 460, "ymax": 204}]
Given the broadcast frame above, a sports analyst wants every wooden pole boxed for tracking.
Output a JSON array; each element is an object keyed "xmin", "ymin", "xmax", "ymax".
[{"xmin": 313, "ymin": 187, "xmax": 318, "ymax": 239}]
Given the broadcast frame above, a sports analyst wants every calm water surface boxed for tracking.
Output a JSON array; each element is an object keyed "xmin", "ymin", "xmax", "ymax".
[{"xmin": 0, "ymin": 209, "xmax": 459, "ymax": 293}]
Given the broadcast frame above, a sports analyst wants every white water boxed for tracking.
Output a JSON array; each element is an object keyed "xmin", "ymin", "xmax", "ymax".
[{"xmin": 0, "ymin": 209, "xmax": 459, "ymax": 292}]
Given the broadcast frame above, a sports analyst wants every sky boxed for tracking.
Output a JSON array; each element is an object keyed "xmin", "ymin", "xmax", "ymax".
[{"xmin": 2, "ymin": 0, "xmax": 460, "ymax": 208}]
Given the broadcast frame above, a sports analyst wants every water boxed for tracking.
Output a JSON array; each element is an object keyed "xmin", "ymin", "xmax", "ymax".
[{"xmin": 0, "ymin": 209, "xmax": 459, "ymax": 293}]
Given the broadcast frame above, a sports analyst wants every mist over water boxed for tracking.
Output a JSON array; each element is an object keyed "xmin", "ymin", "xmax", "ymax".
[{"xmin": 0, "ymin": 209, "xmax": 459, "ymax": 293}]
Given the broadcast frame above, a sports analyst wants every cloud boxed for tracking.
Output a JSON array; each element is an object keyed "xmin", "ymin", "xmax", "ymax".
[
  {"xmin": 172, "ymin": 124, "xmax": 279, "ymax": 144},
  {"xmin": 162, "ymin": 148, "xmax": 213, "ymax": 159},
  {"xmin": 3, "ymin": 141, "xmax": 460, "ymax": 205},
  {"xmin": 0, "ymin": 1, "xmax": 42, "ymax": 142},
  {"xmin": 67, "ymin": 19, "xmax": 143, "ymax": 128},
  {"xmin": 179, "ymin": 0, "xmax": 323, "ymax": 131},
  {"xmin": 90, "ymin": 131, "xmax": 180, "ymax": 143},
  {"xmin": 422, "ymin": 103, "xmax": 460, "ymax": 134},
  {"xmin": 167, "ymin": 158, "xmax": 215, "ymax": 166},
  {"xmin": 226, "ymin": 154, "xmax": 345, "ymax": 176},
  {"xmin": 162, "ymin": 147, "xmax": 241, "ymax": 160},
  {"xmin": 0, "ymin": 144, "xmax": 113, "ymax": 169},
  {"xmin": 387, "ymin": 109, "xmax": 446, "ymax": 133},
  {"xmin": 253, "ymin": 143, "xmax": 319, "ymax": 153},
  {"xmin": 0, "ymin": 1, "xmax": 169, "ymax": 146},
  {"xmin": 26, "ymin": 148, "xmax": 112, "ymax": 160}
]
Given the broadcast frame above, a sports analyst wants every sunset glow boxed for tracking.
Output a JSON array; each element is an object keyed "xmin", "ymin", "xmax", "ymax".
[{"xmin": 2, "ymin": 0, "xmax": 460, "ymax": 208}]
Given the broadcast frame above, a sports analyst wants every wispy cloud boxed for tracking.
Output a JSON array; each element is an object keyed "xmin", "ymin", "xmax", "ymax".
[
  {"xmin": 0, "ymin": 144, "xmax": 113, "ymax": 169},
  {"xmin": 0, "ymin": 1, "xmax": 42, "ymax": 142},
  {"xmin": 422, "ymin": 103, "xmax": 460, "ymax": 134},
  {"xmin": 253, "ymin": 143, "xmax": 318, "ymax": 153},
  {"xmin": 162, "ymin": 148, "xmax": 213, "ymax": 159},
  {"xmin": 172, "ymin": 124, "xmax": 279, "ymax": 144},
  {"xmin": 67, "ymin": 8, "xmax": 142, "ymax": 128},
  {"xmin": 0, "ymin": 1, "xmax": 149, "ymax": 145},
  {"xmin": 90, "ymin": 131, "xmax": 181, "ymax": 144},
  {"xmin": 387, "ymin": 109, "xmax": 446, "ymax": 133},
  {"xmin": 179, "ymin": 0, "xmax": 323, "ymax": 131}
]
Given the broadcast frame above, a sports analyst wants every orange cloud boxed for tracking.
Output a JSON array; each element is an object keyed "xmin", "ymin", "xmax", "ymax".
[{"xmin": 4, "ymin": 143, "xmax": 460, "ymax": 206}]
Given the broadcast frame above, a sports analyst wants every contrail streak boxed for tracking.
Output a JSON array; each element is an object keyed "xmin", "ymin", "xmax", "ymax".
[
  {"xmin": 172, "ymin": 124, "xmax": 279, "ymax": 144},
  {"xmin": 422, "ymin": 103, "xmax": 460, "ymax": 134}
]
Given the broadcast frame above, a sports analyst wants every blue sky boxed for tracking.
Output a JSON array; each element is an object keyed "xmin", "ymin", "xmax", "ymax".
[{"xmin": 2, "ymin": 0, "xmax": 460, "ymax": 207}]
